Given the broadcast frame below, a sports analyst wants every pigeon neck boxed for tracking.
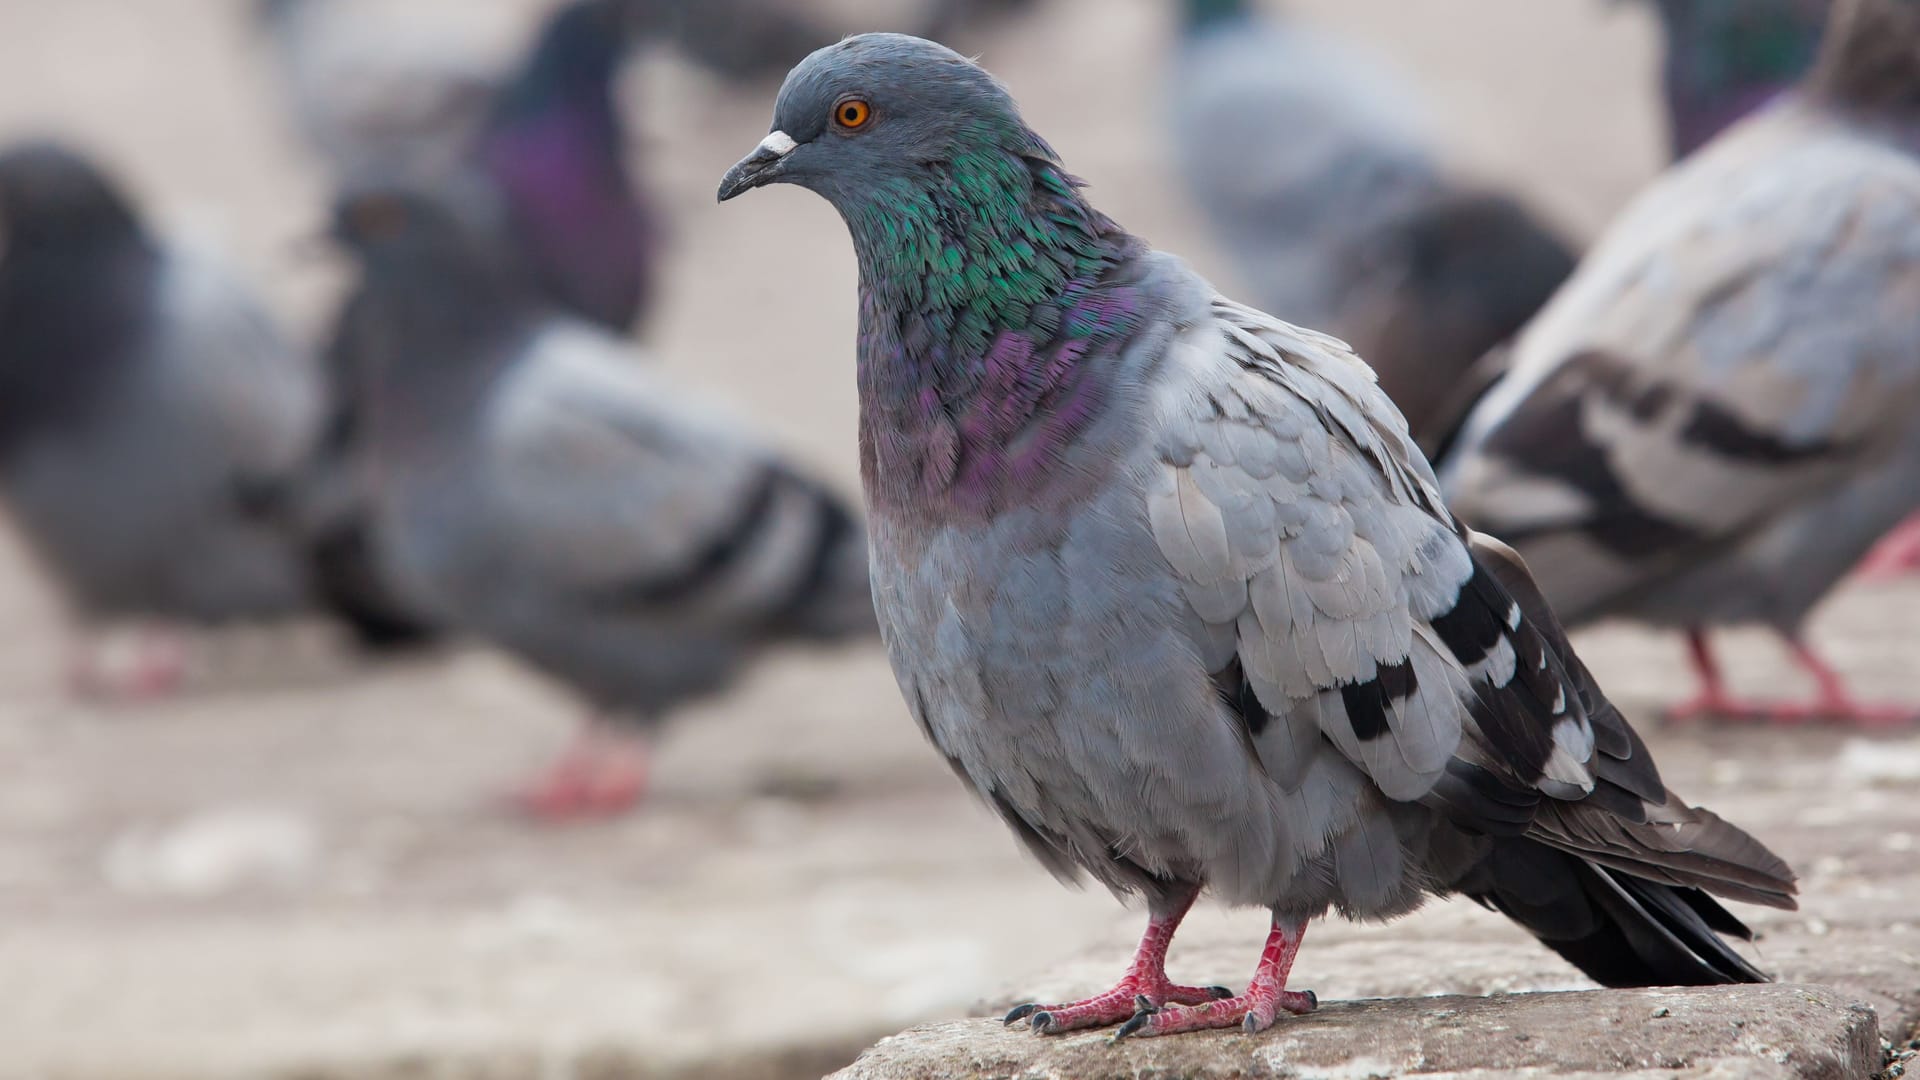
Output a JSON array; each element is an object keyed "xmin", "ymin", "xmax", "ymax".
[
  {"xmin": 481, "ymin": 7, "xmax": 646, "ymax": 330},
  {"xmin": 485, "ymin": 5, "xmax": 626, "ymax": 177},
  {"xmin": 1652, "ymin": 0, "xmax": 1828, "ymax": 158},
  {"xmin": 1806, "ymin": 0, "xmax": 1920, "ymax": 120},
  {"xmin": 847, "ymin": 145, "xmax": 1149, "ymax": 518},
  {"xmin": 1183, "ymin": 0, "xmax": 1251, "ymax": 33}
]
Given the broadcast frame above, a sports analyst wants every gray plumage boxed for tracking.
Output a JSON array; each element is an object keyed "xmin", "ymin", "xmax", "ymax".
[
  {"xmin": 0, "ymin": 142, "xmax": 320, "ymax": 627},
  {"xmin": 1441, "ymin": 0, "xmax": 1920, "ymax": 639},
  {"xmin": 1170, "ymin": 0, "xmax": 1575, "ymax": 452},
  {"xmin": 331, "ymin": 190, "xmax": 874, "ymax": 727},
  {"xmin": 253, "ymin": 0, "xmax": 501, "ymax": 183},
  {"xmin": 719, "ymin": 33, "xmax": 1795, "ymax": 1014}
]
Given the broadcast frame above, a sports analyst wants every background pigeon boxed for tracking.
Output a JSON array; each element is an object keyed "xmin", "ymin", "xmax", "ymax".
[
  {"xmin": 1168, "ymin": 0, "xmax": 1576, "ymax": 454},
  {"xmin": 1638, "ymin": 0, "xmax": 1833, "ymax": 161},
  {"xmin": 330, "ymin": 188, "xmax": 877, "ymax": 820},
  {"xmin": 719, "ymin": 33, "xmax": 1797, "ymax": 1038},
  {"xmin": 1441, "ymin": 0, "xmax": 1920, "ymax": 728},
  {"xmin": 259, "ymin": 0, "xmax": 660, "ymax": 333},
  {"xmin": 0, "ymin": 141, "xmax": 322, "ymax": 696}
]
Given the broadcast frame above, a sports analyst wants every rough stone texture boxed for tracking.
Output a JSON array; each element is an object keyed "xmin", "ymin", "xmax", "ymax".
[{"xmin": 835, "ymin": 986, "xmax": 1881, "ymax": 1080}]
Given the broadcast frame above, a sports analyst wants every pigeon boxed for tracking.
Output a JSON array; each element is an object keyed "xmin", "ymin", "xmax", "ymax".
[
  {"xmin": 718, "ymin": 34, "xmax": 1797, "ymax": 1038},
  {"xmin": 0, "ymin": 142, "xmax": 322, "ymax": 696},
  {"xmin": 328, "ymin": 187, "xmax": 877, "ymax": 820},
  {"xmin": 1169, "ymin": 0, "xmax": 1576, "ymax": 454},
  {"xmin": 1441, "ymin": 0, "xmax": 1920, "ymax": 728},
  {"xmin": 259, "ymin": 0, "xmax": 659, "ymax": 332},
  {"xmin": 627, "ymin": 0, "xmax": 839, "ymax": 83},
  {"xmin": 1639, "ymin": 0, "xmax": 1832, "ymax": 161}
]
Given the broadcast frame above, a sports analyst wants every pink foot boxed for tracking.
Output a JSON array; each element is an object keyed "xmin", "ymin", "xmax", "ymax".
[
  {"xmin": 1113, "ymin": 983, "xmax": 1317, "ymax": 1038},
  {"xmin": 1663, "ymin": 689, "xmax": 1813, "ymax": 728},
  {"xmin": 1006, "ymin": 978, "xmax": 1232, "ymax": 1034},
  {"xmin": 1665, "ymin": 687, "xmax": 1917, "ymax": 731},
  {"xmin": 1856, "ymin": 517, "xmax": 1920, "ymax": 579},
  {"xmin": 1114, "ymin": 918, "xmax": 1317, "ymax": 1039},
  {"xmin": 1005, "ymin": 884, "xmax": 1225, "ymax": 1034},
  {"xmin": 68, "ymin": 630, "xmax": 188, "ymax": 703},
  {"xmin": 513, "ymin": 725, "xmax": 650, "ymax": 822}
]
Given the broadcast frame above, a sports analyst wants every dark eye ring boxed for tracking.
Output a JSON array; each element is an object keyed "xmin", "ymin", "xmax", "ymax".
[{"xmin": 834, "ymin": 98, "xmax": 872, "ymax": 130}]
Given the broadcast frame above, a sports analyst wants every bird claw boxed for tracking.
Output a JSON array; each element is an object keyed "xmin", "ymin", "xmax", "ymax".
[{"xmin": 1001, "ymin": 1003, "xmax": 1037, "ymax": 1027}]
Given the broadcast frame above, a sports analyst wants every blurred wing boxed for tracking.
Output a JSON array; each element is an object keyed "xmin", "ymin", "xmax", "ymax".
[
  {"xmin": 151, "ymin": 253, "xmax": 322, "ymax": 490},
  {"xmin": 482, "ymin": 323, "xmax": 848, "ymax": 625},
  {"xmin": 1443, "ymin": 109, "xmax": 1920, "ymax": 617},
  {"xmin": 1146, "ymin": 297, "xmax": 1794, "ymax": 906}
]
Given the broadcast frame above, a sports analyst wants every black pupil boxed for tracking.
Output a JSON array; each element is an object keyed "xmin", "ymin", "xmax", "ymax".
[{"xmin": 843, "ymin": 105, "xmax": 859, "ymax": 122}]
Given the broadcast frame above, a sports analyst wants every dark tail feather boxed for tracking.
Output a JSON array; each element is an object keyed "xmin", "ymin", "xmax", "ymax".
[
  {"xmin": 1469, "ymin": 838, "xmax": 1771, "ymax": 987},
  {"xmin": 309, "ymin": 521, "xmax": 443, "ymax": 654}
]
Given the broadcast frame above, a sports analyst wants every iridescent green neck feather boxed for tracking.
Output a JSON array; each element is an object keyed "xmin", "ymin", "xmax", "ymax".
[{"xmin": 845, "ymin": 123, "xmax": 1151, "ymax": 518}]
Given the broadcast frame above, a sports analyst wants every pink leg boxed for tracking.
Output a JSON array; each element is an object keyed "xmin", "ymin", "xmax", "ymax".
[
  {"xmin": 1114, "ymin": 915, "xmax": 1317, "ymax": 1039},
  {"xmin": 1005, "ymin": 884, "xmax": 1232, "ymax": 1034},
  {"xmin": 514, "ymin": 719, "xmax": 651, "ymax": 822},
  {"xmin": 1769, "ymin": 641, "xmax": 1917, "ymax": 730},
  {"xmin": 1663, "ymin": 630, "xmax": 1748, "ymax": 725},
  {"xmin": 1856, "ymin": 515, "xmax": 1920, "ymax": 579}
]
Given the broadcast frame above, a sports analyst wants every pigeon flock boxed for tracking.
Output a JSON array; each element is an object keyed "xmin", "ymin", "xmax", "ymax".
[{"xmin": 0, "ymin": 0, "xmax": 1914, "ymax": 1046}]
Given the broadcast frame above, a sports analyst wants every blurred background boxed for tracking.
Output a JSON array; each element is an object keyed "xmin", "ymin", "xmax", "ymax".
[{"xmin": 0, "ymin": 1, "xmax": 1911, "ymax": 1077}]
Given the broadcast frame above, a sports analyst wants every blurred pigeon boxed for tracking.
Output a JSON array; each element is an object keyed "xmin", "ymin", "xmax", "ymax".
[
  {"xmin": 330, "ymin": 188, "xmax": 876, "ymax": 820},
  {"xmin": 259, "ymin": 0, "xmax": 659, "ymax": 332},
  {"xmin": 1169, "ymin": 0, "xmax": 1576, "ymax": 454},
  {"xmin": 1639, "ymin": 0, "xmax": 1832, "ymax": 160},
  {"xmin": 628, "ymin": 0, "xmax": 838, "ymax": 83},
  {"xmin": 719, "ymin": 34, "xmax": 1796, "ymax": 1037},
  {"xmin": 0, "ymin": 142, "xmax": 322, "ymax": 695},
  {"xmin": 253, "ymin": 0, "xmax": 498, "ymax": 183},
  {"xmin": 1442, "ymin": 0, "xmax": 1920, "ymax": 727}
]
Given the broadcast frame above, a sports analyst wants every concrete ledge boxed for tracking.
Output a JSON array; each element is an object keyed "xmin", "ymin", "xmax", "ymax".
[{"xmin": 830, "ymin": 984, "xmax": 1881, "ymax": 1080}]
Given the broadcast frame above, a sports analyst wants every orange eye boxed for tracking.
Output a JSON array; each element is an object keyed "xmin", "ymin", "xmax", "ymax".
[{"xmin": 834, "ymin": 98, "xmax": 872, "ymax": 130}]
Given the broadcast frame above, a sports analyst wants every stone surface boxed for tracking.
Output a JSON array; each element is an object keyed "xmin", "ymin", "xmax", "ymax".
[{"xmin": 835, "ymin": 986, "xmax": 1881, "ymax": 1080}]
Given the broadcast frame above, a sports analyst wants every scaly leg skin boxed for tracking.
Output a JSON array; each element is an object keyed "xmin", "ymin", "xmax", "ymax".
[
  {"xmin": 1855, "ymin": 515, "xmax": 1920, "ymax": 579},
  {"xmin": 515, "ymin": 719, "xmax": 651, "ymax": 822},
  {"xmin": 1114, "ymin": 916, "xmax": 1316, "ymax": 1040},
  {"xmin": 1005, "ymin": 884, "xmax": 1231, "ymax": 1035}
]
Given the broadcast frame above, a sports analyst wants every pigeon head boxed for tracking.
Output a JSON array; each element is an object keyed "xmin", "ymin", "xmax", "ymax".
[
  {"xmin": 0, "ymin": 141, "xmax": 146, "ymax": 257},
  {"xmin": 715, "ymin": 32, "xmax": 1136, "ymax": 367},
  {"xmin": 1809, "ymin": 0, "xmax": 1920, "ymax": 114},
  {"xmin": 716, "ymin": 33, "xmax": 1056, "ymax": 213},
  {"xmin": 331, "ymin": 188, "xmax": 504, "ymax": 275}
]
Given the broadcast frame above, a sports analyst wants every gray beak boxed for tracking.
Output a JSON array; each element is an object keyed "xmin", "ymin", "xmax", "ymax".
[{"xmin": 717, "ymin": 130, "xmax": 798, "ymax": 202}]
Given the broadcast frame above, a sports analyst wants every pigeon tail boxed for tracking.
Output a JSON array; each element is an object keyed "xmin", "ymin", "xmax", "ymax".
[{"xmin": 1469, "ymin": 838, "xmax": 1776, "ymax": 986}]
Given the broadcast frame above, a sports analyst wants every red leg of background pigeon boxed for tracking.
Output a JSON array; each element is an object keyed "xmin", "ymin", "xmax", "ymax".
[
  {"xmin": 1664, "ymin": 630, "xmax": 1748, "ymax": 724},
  {"xmin": 1113, "ymin": 915, "xmax": 1317, "ymax": 1039},
  {"xmin": 1771, "ymin": 641, "xmax": 1917, "ymax": 729},
  {"xmin": 1005, "ymin": 884, "xmax": 1232, "ymax": 1034},
  {"xmin": 68, "ymin": 626, "xmax": 187, "ymax": 703},
  {"xmin": 1856, "ymin": 514, "xmax": 1920, "ymax": 579},
  {"xmin": 515, "ymin": 718, "xmax": 650, "ymax": 822}
]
